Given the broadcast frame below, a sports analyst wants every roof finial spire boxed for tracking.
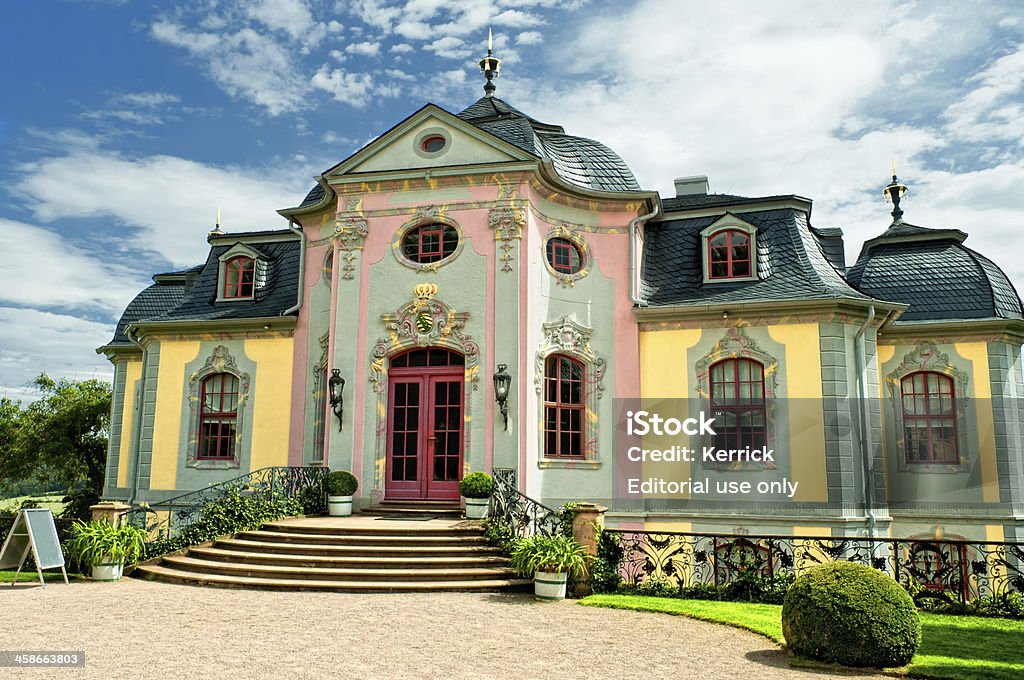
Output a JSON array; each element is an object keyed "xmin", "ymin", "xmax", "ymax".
[
  {"xmin": 209, "ymin": 206, "xmax": 224, "ymax": 237},
  {"xmin": 883, "ymin": 160, "xmax": 908, "ymax": 225},
  {"xmin": 478, "ymin": 28, "xmax": 501, "ymax": 97}
]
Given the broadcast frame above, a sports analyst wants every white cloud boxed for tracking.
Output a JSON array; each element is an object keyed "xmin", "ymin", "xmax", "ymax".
[
  {"xmin": 12, "ymin": 143, "xmax": 304, "ymax": 267},
  {"xmin": 151, "ymin": 20, "xmax": 309, "ymax": 116},
  {"xmin": 246, "ymin": 0, "xmax": 317, "ymax": 40},
  {"xmin": 424, "ymin": 36, "xmax": 471, "ymax": 59},
  {"xmin": 311, "ymin": 67, "xmax": 379, "ymax": 107},
  {"xmin": 0, "ymin": 308, "xmax": 114, "ymax": 401},
  {"xmin": 0, "ymin": 219, "xmax": 149, "ymax": 313},
  {"xmin": 942, "ymin": 44, "xmax": 1024, "ymax": 146},
  {"xmin": 345, "ymin": 40, "xmax": 382, "ymax": 57},
  {"xmin": 516, "ymin": 30, "xmax": 542, "ymax": 45},
  {"xmin": 390, "ymin": 43, "xmax": 414, "ymax": 53},
  {"xmin": 112, "ymin": 91, "xmax": 181, "ymax": 108}
]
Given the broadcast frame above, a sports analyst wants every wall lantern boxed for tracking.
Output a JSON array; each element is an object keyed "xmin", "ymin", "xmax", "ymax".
[
  {"xmin": 328, "ymin": 368, "xmax": 345, "ymax": 432},
  {"xmin": 493, "ymin": 364, "xmax": 511, "ymax": 431}
]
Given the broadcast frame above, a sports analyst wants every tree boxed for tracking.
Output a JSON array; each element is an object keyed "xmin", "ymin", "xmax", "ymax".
[{"xmin": 0, "ymin": 374, "xmax": 112, "ymax": 496}]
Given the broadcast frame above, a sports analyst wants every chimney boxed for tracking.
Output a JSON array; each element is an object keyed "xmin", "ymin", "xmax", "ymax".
[{"xmin": 674, "ymin": 175, "xmax": 709, "ymax": 197}]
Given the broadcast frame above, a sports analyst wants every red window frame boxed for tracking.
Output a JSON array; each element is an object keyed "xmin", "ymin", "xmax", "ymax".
[
  {"xmin": 709, "ymin": 358, "xmax": 766, "ymax": 451},
  {"xmin": 223, "ymin": 256, "xmax": 255, "ymax": 299},
  {"xmin": 401, "ymin": 224, "xmax": 458, "ymax": 264},
  {"xmin": 543, "ymin": 354, "xmax": 585, "ymax": 458},
  {"xmin": 707, "ymin": 229, "xmax": 752, "ymax": 280},
  {"xmin": 901, "ymin": 371, "xmax": 958, "ymax": 464},
  {"xmin": 198, "ymin": 373, "xmax": 239, "ymax": 460},
  {"xmin": 546, "ymin": 237, "xmax": 582, "ymax": 274},
  {"xmin": 421, "ymin": 135, "xmax": 446, "ymax": 153}
]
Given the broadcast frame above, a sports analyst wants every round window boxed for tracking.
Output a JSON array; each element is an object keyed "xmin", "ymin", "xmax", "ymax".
[
  {"xmin": 420, "ymin": 135, "xmax": 446, "ymax": 153},
  {"xmin": 402, "ymin": 224, "xmax": 459, "ymax": 264},
  {"xmin": 546, "ymin": 237, "xmax": 583, "ymax": 275}
]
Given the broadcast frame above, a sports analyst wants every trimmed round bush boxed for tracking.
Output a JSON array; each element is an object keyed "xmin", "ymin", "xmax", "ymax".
[
  {"xmin": 782, "ymin": 562, "xmax": 921, "ymax": 668},
  {"xmin": 459, "ymin": 472, "xmax": 493, "ymax": 499},
  {"xmin": 325, "ymin": 470, "xmax": 358, "ymax": 496}
]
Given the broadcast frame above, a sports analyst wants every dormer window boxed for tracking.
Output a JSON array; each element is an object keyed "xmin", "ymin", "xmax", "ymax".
[
  {"xmin": 708, "ymin": 230, "xmax": 750, "ymax": 279},
  {"xmin": 700, "ymin": 215, "xmax": 758, "ymax": 283},
  {"xmin": 215, "ymin": 244, "xmax": 267, "ymax": 302},
  {"xmin": 223, "ymin": 256, "xmax": 255, "ymax": 298}
]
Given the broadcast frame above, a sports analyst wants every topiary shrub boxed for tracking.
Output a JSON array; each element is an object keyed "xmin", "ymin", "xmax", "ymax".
[
  {"xmin": 459, "ymin": 472, "xmax": 493, "ymax": 499},
  {"xmin": 782, "ymin": 562, "xmax": 921, "ymax": 668},
  {"xmin": 325, "ymin": 470, "xmax": 358, "ymax": 496}
]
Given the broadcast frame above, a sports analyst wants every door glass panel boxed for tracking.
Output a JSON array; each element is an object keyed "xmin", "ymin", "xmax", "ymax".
[
  {"xmin": 390, "ymin": 381, "xmax": 419, "ymax": 482},
  {"xmin": 431, "ymin": 379, "xmax": 461, "ymax": 482}
]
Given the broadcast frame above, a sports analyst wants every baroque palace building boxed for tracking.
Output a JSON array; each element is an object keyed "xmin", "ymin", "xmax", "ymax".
[{"xmin": 98, "ymin": 49, "xmax": 1024, "ymax": 544}]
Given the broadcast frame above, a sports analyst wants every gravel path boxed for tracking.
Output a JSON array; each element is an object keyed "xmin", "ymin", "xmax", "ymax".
[{"xmin": 1, "ymin": 579, "xmax": 888, "ymax": 680}]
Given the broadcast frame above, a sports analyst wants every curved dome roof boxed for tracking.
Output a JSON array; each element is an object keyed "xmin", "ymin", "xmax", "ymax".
[
  {"xmin": 848, "ymin": 222, "xmax": 1023, "ymax": 322},
  {"xmin": 456, "ymin": 96, "xmax": 641, "ymax": 193}
]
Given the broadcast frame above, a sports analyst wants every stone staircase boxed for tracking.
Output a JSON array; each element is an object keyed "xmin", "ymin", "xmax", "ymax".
[{"xmin": 135, "ymin": 501, "xmax": 528, "ymax": 592}]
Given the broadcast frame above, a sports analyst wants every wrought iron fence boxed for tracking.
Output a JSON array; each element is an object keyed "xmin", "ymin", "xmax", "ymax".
[
  {"xmin": 127, "ymin": 466, "xmax": 327, "ymax": 540},
  {"xmin": 489, "ymin": 467, "xmax": 565, "ymax": 537},
  {"xmin": 609, "ymin": 529, "xmax": 1024, "ymax": 603}
]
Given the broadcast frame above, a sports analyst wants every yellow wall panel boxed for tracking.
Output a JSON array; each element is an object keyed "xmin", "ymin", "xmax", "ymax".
[
  {"xmin": 116, "ymin": 360, "xmax": 143, "ymax": 489},
  {"xmin": 768, "ymin": 324, "xmax": 827, "ymax": 502},
  {"xmin": 245, "ymin": 337, "xmax": 294, "ymax": 471},
  {"xmin": 149, "ymin": 340, "xmax": 200, "ymax": 490},
  {"xmin": 639, "ymin": 328, "xmax": 702, "ymax": 398},
  {"xmin": 956, "ymin": 342, "xmax": 998, "ymax": 502}
]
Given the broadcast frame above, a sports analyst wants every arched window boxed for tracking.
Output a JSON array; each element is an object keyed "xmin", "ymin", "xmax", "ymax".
[
  {"xmin": 543, "ymin": 354, "xmax": 584, "ymax": 458},
  {"xmin": 901, "ymin": 371, "xmax": 957, "ymax": 464},
  {"xmin": 401, "ymin": 224, "xmax": 459, "ymax": 264},
  {"xmin": 223, "ymin": 256, "xmax": 255, "ymax": 298},
  {"xmin": 707, "ymin": 229, "xmax": 752, "ymax": 279},
  {"xmin": 546, "ymin": 237, "xmax": 583, "ymax": 274},
  {"xmin": 709, "ymin": 358, "xmax": 766, "ymax": 451},
  {"xmin": 198, "ymin": 373, "xmax": 239, "ymax": 460}
]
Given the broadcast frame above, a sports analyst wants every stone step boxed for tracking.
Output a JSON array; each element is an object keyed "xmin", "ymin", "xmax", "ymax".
[
  {"xmin": 136, "ymin": 563, "xmax": 531, "ymax": 593},
  {"xmin": 190, "ymin": 546, "xmax": 510, "ymax": 569},
  {"xmin": 161, "ymin": 554, "xmax": 518, "ymax": 582},
  {"xmin": 259, "ymin": 521, "xmax": 483, "ymax": 537},
  {"xmin": 214, "ymin": 537, "xmax": 503, "ymax": 558},
  {"xmin": 238, "ymin": 529, "xmax": 488, "ymax": 547},
  {"xmin": 360, "ymin": 506, "xmax": 463, "ymax": 518}
]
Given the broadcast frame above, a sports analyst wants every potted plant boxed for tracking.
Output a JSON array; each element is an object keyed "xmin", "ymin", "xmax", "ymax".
[
  {"xmin": 459, "ymin": 472, "xmax": 493, "ymax": 519},
  {"xmin": 326, "ymin": 470, "xmax": 358, "ymax": 517},
  {"xmin": 65, "ymin": 520, "xmax": 147, "ymax": 581},
  {"xmin": 509, "ymin": 534, "xmax": 591, "ymax": 601}
]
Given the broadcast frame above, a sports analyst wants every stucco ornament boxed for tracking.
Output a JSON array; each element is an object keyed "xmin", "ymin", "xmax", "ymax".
[
  {"xmin": 189, "ymin": 345, "xmax": 251, "ymax": 396},
  {"xmin": 488, "ymin": 206, "xmax": 525, "ymax": 273},
  {"xmin": 534, "ymin": 315, "xmax": 606, "ymax": 398},
  {"xmin": 185, "ymin": 345, "xmax": 251, "ymax": 469},
  {"xmin": 694, "ymin": 327, "xmax": 779, "ymax": 399},
  {"xmin": 370, "ymin": 285, "xmax": 480, "ymax": 390},
  {"xmin": 886, "ymin": 341, "xmax": 969, "ymax": 393},
  {"xmin": 544, "ymin": 223, "xmax": 591, "ymax": 288}
]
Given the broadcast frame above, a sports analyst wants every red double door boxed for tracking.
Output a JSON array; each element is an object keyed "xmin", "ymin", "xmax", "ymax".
[{"xmin": 386, "ymin": 349, "xmax": 464, "ymax": 500}]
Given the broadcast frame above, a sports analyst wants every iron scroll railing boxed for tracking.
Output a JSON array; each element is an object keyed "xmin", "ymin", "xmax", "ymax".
[
  {"xmin": 609, "ymin": 529, "xmax": 1024, "ymax": 604},
  {"xmin": 127, "ymin": 466, "xmax": 327, "ymax": 540},
  {"xmin": 489, "ymin": 467, "xmax": 565, "ymax": 537}
]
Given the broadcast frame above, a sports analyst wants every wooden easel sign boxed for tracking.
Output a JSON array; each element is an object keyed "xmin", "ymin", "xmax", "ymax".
[{"xmin": 0, "ymin": 508, "xmax": 69, "ymax": 587}]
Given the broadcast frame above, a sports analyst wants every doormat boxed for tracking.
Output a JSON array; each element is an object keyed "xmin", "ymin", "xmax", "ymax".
[{"xmin": 375, "ymin": 515, "xmax": 437, "ymax": 521}]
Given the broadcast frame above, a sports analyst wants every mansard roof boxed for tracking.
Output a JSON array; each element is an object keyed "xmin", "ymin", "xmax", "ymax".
[
  {"xmin": 641, "ymin": 202, "xmax": 876, "ymax": 308},
  {"xmin": 848, "ymin": 221, "xmax": 1023, "ymax": 322},
  {"xmin": 456, "ymin": 96, "xmax": 641, "ymax": 193},
  {"xmin": 105, "ymin": 270, "xmax": 194, "ymax": 346}
]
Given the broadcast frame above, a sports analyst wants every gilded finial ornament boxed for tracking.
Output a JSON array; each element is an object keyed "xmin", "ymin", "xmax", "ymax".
[
  {"xmin": 209, "ymin": 206, "xmax": 224, "ymax": 237},
  {"xmin": 883, "ymin": 161, "xmax": 908, "ymax": 225},
  {"xmin": 478, "ymin": 29, "xmax": 501, "ymax": 97}
]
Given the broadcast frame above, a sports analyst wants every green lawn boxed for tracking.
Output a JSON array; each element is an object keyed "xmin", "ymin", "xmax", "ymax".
[
  {"xmin": 0, "ymin": 494, "xmax": 66, "ymax": 515},
  {"xmin": 0, "ymin": 569, "xmax": 77, "ymax": 583},
  {"xmin": 579, "ymin": 594, "xmax": 1024, "ymax": 680}
]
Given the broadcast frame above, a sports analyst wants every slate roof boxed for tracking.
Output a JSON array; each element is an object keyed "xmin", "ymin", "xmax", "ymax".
[
  {"xmin": 847, "ymin": 223, "xmax": 1023, "ymax": 322},
  {"xmin": 641, "ymin": 206, "xmax": 874, "ymax": 307},
  {"xmin": 108, "ymin": 234, "xmax": 301, "ymax": 343},
  {"xmin": 298, "ymin": 183, "xmax": 325, "ymax": 209},
  {"xmin": 456, "ymin": 96, "xmax": 641, "ymax": 193},
  {"xmin": 106, "ymin": 277, "xmax": 191, "ymax": 346},
  {"xmin": 149, "ymin": 237, "xmax": 301, "ymax": 323}
]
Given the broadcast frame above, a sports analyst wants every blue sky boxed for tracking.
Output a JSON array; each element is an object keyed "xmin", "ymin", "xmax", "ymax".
[{"xmin": 2, "ymin": 0, "xmax": 1024, "ymax": 400}]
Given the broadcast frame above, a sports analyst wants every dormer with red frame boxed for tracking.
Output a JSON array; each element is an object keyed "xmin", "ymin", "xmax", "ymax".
[
  {"xmin": 216, "ymin": 243, "xmax": 267, "ymax": 302},
  {"xmin": 700, "ymin": 213, "xmax": 759, "ymax": 283}
]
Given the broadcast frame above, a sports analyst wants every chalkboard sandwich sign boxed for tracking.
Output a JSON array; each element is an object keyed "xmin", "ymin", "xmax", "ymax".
[{"xmin": 0, "ymin": 508, "xmax": 69, "ymax": 587}]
